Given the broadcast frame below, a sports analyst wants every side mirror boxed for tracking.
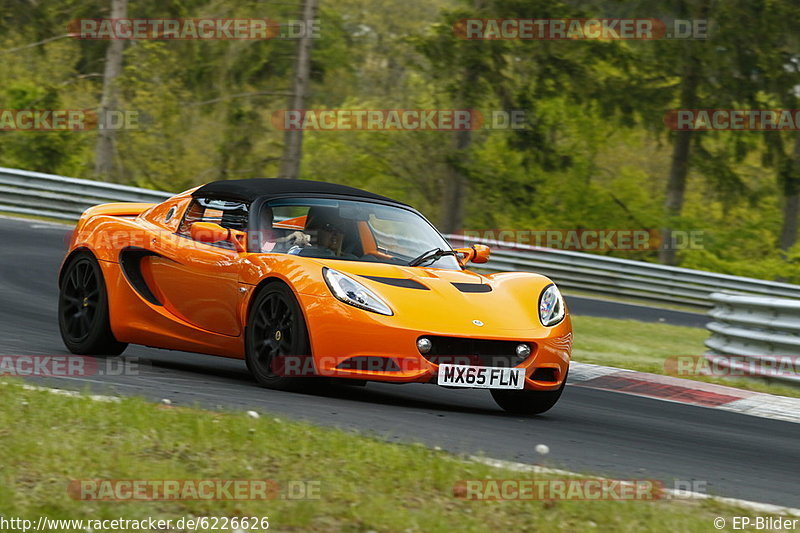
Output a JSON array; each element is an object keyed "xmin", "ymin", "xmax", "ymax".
[
  {"xmin": 471, "ymin": 244, "xmax": 491, "ymax": 263},
  {"xmin": 190, "ymin": 222, "xmax": 246, "ymax": 252},
  {"xmin": 455, "ymin": 244, "xmax": 491, "ymax": 266}
]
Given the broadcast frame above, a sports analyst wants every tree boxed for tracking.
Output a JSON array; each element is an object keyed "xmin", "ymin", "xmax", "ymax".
[
  {"xmin": 417, "ymin": 0, "xmax": 633, "ymax": 233},
  {"xmin": 618, "ymin": 0, "xmax": 771, "ymax": 264},
  {"xmin": 743, "ymin": 0, "xmax": 800, "ymax": 251},
  {"xmin": 279, "ymin": 0, "xmax": 318, "ymax": 179},
  {"xmin": 778, "ymin": 136, "xmax": 800, "ymax": 251},
  {"xmin": 94, "ymin": 0, "xmax": 127, "ymax": 182}
]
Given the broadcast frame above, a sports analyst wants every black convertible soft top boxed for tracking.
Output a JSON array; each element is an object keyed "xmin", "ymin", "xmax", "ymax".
[{"xmin": 193, "ymin": 178, "xmax": 404, "ymax": 205}]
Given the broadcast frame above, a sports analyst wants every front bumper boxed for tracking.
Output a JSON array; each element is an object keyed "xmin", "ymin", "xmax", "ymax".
[{"xmin": 295, "ymin": 293, "xmax": 572, "ymax": 391}]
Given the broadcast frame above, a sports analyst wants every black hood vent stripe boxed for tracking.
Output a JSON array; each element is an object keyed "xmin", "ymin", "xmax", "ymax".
[
  {"xmin": 360, "ymin": 275, "xmax": 429, "ymax": 290},
  {"xmin": 451, "ymin": 282, "xmax": 492, "ymax": 293}
]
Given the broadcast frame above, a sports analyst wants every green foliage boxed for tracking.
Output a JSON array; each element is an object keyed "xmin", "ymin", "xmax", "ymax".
[{"xmin": 1, "ymin": 0, "xmax": 800, "ymax": 281}]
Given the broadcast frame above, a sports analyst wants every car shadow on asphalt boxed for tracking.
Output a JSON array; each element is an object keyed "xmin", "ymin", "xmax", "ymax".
[
  {"xmin": 140, "ymin": 355, "xmax": 557, "ymax": 418},
  {"xmin": 26, "ymin": 350, "xmax": 558, "ymax": 419}
]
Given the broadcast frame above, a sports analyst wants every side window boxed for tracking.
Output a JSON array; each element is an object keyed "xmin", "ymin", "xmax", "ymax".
[
  {"xmin": 178, "ymin": 200, "xmax": 205, "ymax": 236},
  {"xmin": 271, "ymin": 205, "xmax": 311, "ymax": 228},
  {"xmin": 178, "ymin": 198, "xmax": 249, "ymax": 246}
]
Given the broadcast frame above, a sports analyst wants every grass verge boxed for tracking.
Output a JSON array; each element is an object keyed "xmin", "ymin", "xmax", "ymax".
[
  {"xmin": 0, "ymin": 380, "xmax": 777, "ymax": 532},
  {"xmin": 571, "ymin": 315, "xmax": 800, "ymax": 398}
]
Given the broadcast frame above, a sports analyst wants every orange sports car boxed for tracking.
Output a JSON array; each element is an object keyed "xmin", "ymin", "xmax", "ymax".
[{"xmin": 58, "ymin": 179, "xmax": 572, "ymax": 414}]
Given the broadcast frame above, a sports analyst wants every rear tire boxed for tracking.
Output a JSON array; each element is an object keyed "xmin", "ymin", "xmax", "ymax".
[
  {"xmin": 245, "ymin": 282, "xmax": 313, "ymax": 391},
  {"xmin": 58, "ymin": 252, "xmax": 127, "ymax": 356},
  {"xmin": 491, "ymin": 369, "xmax": 568, "ymax": 415}
]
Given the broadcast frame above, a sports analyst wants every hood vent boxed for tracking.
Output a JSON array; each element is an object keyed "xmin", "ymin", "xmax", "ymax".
[
  {"xmin": 451, "ymin": 282, "xmax": 492, "ymax": 293},
  {"xmin": 360, "ymin": 275, "xmax": 429, "ymax": 290}
]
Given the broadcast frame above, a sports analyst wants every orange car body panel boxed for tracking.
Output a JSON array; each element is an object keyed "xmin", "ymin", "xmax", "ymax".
[{"xmin": 61, "ymin": 188, "xmax": 572, "ymax": 390}]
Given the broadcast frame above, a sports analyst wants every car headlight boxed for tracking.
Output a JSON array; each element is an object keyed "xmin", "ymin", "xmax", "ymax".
[
  {"xmin": 323, "ymin": 268, "xmax": 393, "ymax": 316},
  {"xmin": 538, "ymin": 284, "xmax": 565, "ymax": 326}
]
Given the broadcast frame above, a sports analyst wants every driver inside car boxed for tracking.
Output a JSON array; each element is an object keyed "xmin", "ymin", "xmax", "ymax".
[
  {"xmin": 258, "ymin": 206, "xmax": 311, "ymax": 252},
  {"xmin": 288, "ymin": 206, "xmax": 359, "ymax": 259}
]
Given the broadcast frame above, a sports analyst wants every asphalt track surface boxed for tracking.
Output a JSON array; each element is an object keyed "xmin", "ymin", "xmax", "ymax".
[
  {"xmin": 566, "ymin": 295, "xmax": 708, "ymax": 328},
  {"xmin": 0, "ymin": 217, "xmax": 797, "ymax": 508}
]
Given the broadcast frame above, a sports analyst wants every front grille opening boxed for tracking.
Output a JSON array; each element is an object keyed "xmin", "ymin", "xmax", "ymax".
[
  {"xmin": 419, "ymin": 336, "xmax": 536, "ymax": 368},
  {"xmin": 336, "ymin": 356, "xmax": 401, "ymax": 372},
  {"xmin": 530, "ymin": 367, "xmax": 558, "ymax": 382}
]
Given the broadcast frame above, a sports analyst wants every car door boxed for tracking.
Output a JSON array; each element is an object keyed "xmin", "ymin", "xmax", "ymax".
[{"xmin": 145, "ymin": 197, "xmax": 249, "ymax": 337}]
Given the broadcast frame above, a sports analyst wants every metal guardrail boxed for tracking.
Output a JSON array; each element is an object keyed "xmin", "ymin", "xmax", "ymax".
[
  {"xmin": 0, "ymin": 166, "xmax": 171, "ymax": 220},
  {"xmin": 2, "ymin": 166, "xmax": 800, "ymax": 309},
  {"xmin": 446, "ymin": 234, "xmax": 800, "ymax": 308},
  {"xmin": 705, "ymin": 292, "xmax": 800, "ymax": 384}
]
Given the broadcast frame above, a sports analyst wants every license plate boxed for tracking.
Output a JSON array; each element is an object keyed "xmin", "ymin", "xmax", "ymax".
[{"xmin": 437, "ymin": 364, "xmax": 525, "ymax": 390}]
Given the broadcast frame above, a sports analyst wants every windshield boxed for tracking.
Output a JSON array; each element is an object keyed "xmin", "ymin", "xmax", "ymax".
[{"xmin": 253, "ymin": 198, "xmax": 461, "ymax": 270}]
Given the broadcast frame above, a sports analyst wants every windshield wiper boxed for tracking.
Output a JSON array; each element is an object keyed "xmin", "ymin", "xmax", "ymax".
[{"xmin": 407, "ymin": 247, "xmax": 456, "ymax": 267}]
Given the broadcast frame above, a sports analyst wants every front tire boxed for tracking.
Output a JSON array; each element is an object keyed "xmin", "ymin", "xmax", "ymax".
[
  {"xmin": 58, "ymin": 253, "xmax": 127, "ymax": 356},
  {"xmin": 245, "ymin": 282, "xmax": 313, "ymax": 390},
  {"xmin": 491, "ymin": 370, "xmax": 568, "ymax": 415}
]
